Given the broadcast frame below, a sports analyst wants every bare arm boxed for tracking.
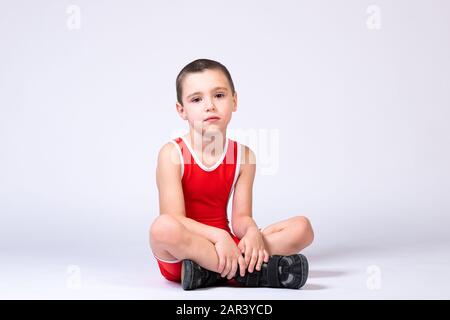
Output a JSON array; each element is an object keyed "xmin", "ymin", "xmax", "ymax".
[
  {"xmin": 156, "ymin": 142, "xmax": 228, "ymax": 244},
  {"xmin": 231, "ymin": 145, "xmax": 270, "ymax": 272},
  {"xmin": 231, "ymin": 145, "xmax": 259, "ymax": 239}
]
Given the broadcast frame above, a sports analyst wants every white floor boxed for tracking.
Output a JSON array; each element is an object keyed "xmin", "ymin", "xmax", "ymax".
[{"xmin": 1, "ymin": 241, "xmax": 450, "ymax": 300}]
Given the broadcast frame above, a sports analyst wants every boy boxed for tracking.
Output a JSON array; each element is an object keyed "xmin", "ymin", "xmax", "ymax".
[{"xmin": 149, "ymin": 59, "xmax": 314, "ymax": 290}]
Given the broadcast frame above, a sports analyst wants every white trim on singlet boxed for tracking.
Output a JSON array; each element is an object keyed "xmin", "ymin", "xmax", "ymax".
[
  {"xmin": 169, "ymin": 140, "xmax": 184, "ymax": 178},
  {"xmin": 231, "ymin": 142, "xmax": 241, "ymax": 193},
  {"xmin": 180, "ymin": 135, "xmax": 229, "ymax": 172},
  {"xmin": 153, "ymin": 253, "xmax": 182, "ymax": 263},
  {"xmin": 227, "ymin": 142, "xmax": 242, "ymax": 205}
]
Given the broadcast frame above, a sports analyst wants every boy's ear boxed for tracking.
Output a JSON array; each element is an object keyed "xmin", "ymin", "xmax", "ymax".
[
  {"xmin": 176, "ymin": 101, "xmax": 187, "ymax": 120},
  {"xmin": 232, "ymin": 91, "xmax": 238, "ymax": 112}
]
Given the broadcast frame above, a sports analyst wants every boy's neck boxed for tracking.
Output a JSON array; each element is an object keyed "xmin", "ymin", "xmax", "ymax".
[{"xmin": 185, "ymin": 130, "xmax": 227, "ymax": 156}]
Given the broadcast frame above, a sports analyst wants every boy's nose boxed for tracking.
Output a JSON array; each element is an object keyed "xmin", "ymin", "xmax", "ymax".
[{"xmin": 204, "ymin": 101, "xmax": 216, "ymax": 111}]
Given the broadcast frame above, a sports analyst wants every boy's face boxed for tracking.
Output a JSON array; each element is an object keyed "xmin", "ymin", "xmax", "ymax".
[{"xmin": 176, "ymin": 69, "xmax": 237, "ymax": 137}]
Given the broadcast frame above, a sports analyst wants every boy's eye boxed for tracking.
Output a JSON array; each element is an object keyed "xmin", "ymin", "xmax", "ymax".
[{"xmin": 191, "ymin": 93, "xmax": 225, "ymax": 103}]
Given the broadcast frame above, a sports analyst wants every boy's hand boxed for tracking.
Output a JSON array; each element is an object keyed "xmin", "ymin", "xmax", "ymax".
[
  {"xmin": 237, "ymin": 226, "xmax": 269, "ymax": 273},
  {"xmin": 214, "ymin": 233, "xmax": 247, "ymax": 279}
]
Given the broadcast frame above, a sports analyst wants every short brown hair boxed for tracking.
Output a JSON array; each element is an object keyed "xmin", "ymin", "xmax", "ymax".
[{"xmin": 176, "ymin": 58, "xmax": 236, "ymax": 105}]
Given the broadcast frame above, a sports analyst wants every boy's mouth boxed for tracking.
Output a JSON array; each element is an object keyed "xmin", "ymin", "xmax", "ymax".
[{"xmin": 204, "ymin": 116, "xmax": 221, "ymax": 122}]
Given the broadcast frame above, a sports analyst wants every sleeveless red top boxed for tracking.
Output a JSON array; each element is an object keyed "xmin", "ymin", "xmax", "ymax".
[{"xmin": 170, "ymin": 135, "xmax": 241, "ymax": 233}]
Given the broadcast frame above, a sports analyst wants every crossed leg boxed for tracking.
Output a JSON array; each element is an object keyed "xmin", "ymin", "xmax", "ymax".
[
  {"xmin": 260, "ymin": 215, "xmax": 314, "ymax": 256},
  {"xmin": 150, "ymin": 214, "xmax": 314, "ymax": 275},
  {"xmin": 150, "ymin": 214, "xmax": 223, "ymax": 273}
]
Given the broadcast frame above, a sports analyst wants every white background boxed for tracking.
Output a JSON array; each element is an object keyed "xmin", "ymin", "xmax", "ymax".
[{"xmin": 1, "ymin": 0, "xmax": 449, "ymax": 299}]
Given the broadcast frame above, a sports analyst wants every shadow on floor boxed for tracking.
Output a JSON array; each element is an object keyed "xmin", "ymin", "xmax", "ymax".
[
  {"xmin": 222, "ymin": 281, "xmax": 330, "ymax": 291},
  {"xmin": 302, "ymin": 283, "xmax": 329, "ymax": 290},
  {"xmin": 309, "ymin": 269, "xmax": 351, "ymax": 278},
  {"xmin": 306, "ymin": 244, "xmax": 395, "ymax": 264}
]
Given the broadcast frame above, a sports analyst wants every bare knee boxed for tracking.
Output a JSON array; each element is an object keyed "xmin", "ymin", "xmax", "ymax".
[
  {"xmin": 149, "ymin": 214, "xmax": 184, "ymax": 248},
  {"xmin": 292, "ymin": 215, "xmax": 314, "ymax": 250}
]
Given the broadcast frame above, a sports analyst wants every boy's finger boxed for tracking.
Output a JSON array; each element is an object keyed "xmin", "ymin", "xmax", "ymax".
[
  {"xmin": 248, "ymin": 250, "xmax": 258, "ymax": 273},
  {"xmin": 223, "ymin": 258, "xmax": 232, "ymax": 278},
  {"xmin": 263, "ymin": 250, "xmax": 269, "ymax": 263},
  {"xmin": 238, "ymin": 256, "xmax": 246, "ymax": 277},
  {"xmin": 220, "ymin": 258, "xmax": 229, "ymax": 277},
  {"xmin": 218, "ymin": 256, "xmax": 225, "ymax": 273},
  {"xmin": 228, "ymin": 259, "xmax": 238, "ymax": 279},
  {"xmin": 238, "ymin": 241, "xmax": 245, "ymax": 254},
  {"xmin": 255, "ymin": 250, "xmax": 264, "ymax": 271},
  {"xmin": 244, "ymin": 247, "xmax": 252, "ymax": 266}
]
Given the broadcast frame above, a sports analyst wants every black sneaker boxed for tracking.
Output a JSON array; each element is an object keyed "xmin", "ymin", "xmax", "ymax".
[
  {"xmin": 181, "ymin": 259, "xmax": 225, "ymax": 290},
  {"xmin": 234, "ymin": 254, "xmax": 309, "ymax": 289}
]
